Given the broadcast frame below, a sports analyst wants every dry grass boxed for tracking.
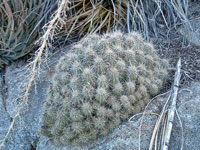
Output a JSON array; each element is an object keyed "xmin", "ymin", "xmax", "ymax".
[
  {"xmin": 57, "ymin": 0, "xmax": 190, "ymax": 42},
  {"xmin": 0, "ymin": 0, "xmax": 191, "ymax": 70}
]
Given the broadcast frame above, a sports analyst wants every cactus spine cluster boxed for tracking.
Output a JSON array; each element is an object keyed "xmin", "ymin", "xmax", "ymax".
[{"xmin": 41, "ymin": 31, "xmax": 168, "ymax": 146}]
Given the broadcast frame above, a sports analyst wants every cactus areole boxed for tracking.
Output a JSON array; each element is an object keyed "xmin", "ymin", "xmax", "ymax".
[{"xmin": 41, "ymin": 31, "xmax": 168, "ymax": 146}]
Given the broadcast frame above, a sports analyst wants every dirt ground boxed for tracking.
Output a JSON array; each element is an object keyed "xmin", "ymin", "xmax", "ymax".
[{"xmin": 153, "ymin": 30, "xmax": 200, "ymax": 93}]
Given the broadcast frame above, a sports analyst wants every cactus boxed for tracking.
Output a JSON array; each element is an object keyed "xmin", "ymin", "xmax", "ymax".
[{"xmin": 41, "ymin": 31, "xmax": 168, "ymax": 146}]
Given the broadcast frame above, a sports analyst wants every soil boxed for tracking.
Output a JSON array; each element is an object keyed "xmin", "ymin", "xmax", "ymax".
[{"xmin": 153, "ymin": 31, "xmax": 200, "ymax": 93}]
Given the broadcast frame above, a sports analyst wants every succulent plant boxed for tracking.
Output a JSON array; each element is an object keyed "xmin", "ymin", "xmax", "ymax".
[
  {"xmin": 0, "ymin": 0, "xmax": 57, "ymax": 69},
  {"xmin": 41, "ymin": 31, "xmax": 168, "ymax": 146}
]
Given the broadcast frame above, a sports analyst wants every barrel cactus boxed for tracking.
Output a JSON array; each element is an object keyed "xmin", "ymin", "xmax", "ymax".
[{"xmin": 40, "ymin": 31, "xmax": 168, "ymax": 146}]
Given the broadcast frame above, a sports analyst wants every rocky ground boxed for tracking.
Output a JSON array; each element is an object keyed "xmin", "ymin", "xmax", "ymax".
[
  {"xmin": 0, "ymin": 1, "xmax": 200, "ymax": 150},
  {"xmin": 0, "ymin": 60, "xmax": 200, "ymax": 150}
]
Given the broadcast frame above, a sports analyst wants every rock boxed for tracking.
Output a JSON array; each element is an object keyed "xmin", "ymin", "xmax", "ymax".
[
  {"xmin": 179, "ymin": 1, "xmax": 200, "ymax": 47},
  {"xmin": 169, "ymin": 82, "xmax": 200, "ymax": 150},
  {"xmin": 1, "ymin": 62, "xmax": 47, "ymax": 150},
  {"xmin": 37, "ymin": 82, "xmax": 200, "ymax": 150},
  {"xmin": 0, "ymin": 72, "xmax": 11, "ymax": 146},
  {"xmin": 0, "ymin": 47, "xmax": 69, "ymax": 150},
  {"xmin": 1, "ymin": 44, "xmax": 200, "ymax": 150}
]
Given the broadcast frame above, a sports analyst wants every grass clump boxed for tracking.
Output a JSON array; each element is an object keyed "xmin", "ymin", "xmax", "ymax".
[
  {"xmin": 0, "ymin": 0, "xmax": 57, "ymax": 69},
  {"xmin": 60, "ymin": 0, "xmax": 189, "ymax": 40}
]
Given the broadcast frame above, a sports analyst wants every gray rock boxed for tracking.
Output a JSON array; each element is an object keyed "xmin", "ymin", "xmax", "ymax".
[
  {"xmin": 1, "ymin": 62, "xmax": 47, "ymax": 150},
  {"xmin": 1, "ymin": 45, "xmax": 200, "ymax": 150},
  {"xmin": 0, "ymin": 48, "xmax": 69, "ymax": 150},
  {"xmin": 0, "ymin": 73, "xmax": 11, "ymax": 146},
  {"xmin": 169, "ymin": 82, "xmax": 200, "ymax": 150},
  {"xmin": 37, "ymin": 82, "xmax": 200, "ymax": 150}
]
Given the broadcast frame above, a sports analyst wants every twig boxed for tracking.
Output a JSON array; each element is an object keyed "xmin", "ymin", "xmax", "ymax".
[
  {"xmin": 149, "ymin": 93, "xmax": 171, "ymax": 150},
  {"xmin": 134, "ymin": 90, "xmax": 170, "ymax": 150},
  {"xmin": 162, "ymin": 58, "xmax": 181, "ymax": 150}
]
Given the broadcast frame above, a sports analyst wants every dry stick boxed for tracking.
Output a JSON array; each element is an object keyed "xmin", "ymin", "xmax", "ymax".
[
  {"xmin": 162, "ymin": 58, "xmax": 181, "ymax": 150},
  {"xmin": 149, "ymin": 58, "xmax": 181, "ymax": 150},
  {"xmin": 136, "ymin": 90, "xmax": 170, "ymax": 150},
  {"xmin": 149, "ymin": 93, "xmax": 171, "ymax": 150},
  {"xmin": 0, "ymin": 0, "xmax": 68, "ymax": 149}
]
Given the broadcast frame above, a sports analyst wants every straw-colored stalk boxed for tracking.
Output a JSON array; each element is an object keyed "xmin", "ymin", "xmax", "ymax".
[{"xmin": 161, "ymin": 59, "xmax": 181, "ymax": 150}]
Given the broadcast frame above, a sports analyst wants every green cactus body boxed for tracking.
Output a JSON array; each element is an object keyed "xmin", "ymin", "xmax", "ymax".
[{"xmin": 41, "ymin": 31, "xmax": 168, "ymax": 146}]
